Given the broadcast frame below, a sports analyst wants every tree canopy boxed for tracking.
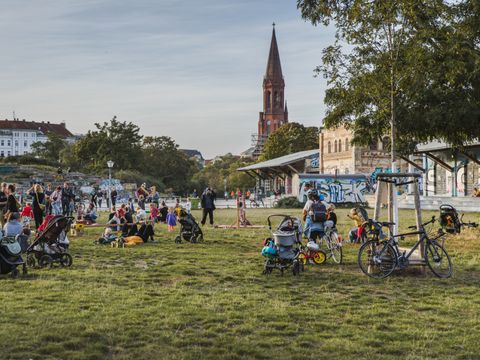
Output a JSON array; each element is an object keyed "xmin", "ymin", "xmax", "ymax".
[
  {"xmin": 259, "ymin": 122, "xmax": 319, "ymax": 161},
  {"xmin": 297, "ymin": 0, "xmax": 480, "ymax": 155}
]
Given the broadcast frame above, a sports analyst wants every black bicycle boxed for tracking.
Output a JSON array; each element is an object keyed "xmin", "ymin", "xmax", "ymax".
[{"xmin": 358, "ymin": 217, "xmax": 453, "ymax": 279}]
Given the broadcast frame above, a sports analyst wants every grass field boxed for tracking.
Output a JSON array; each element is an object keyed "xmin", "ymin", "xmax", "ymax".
[{"xmin": 1, "ymin": 208, "xmax": 480, "ymax": 360}]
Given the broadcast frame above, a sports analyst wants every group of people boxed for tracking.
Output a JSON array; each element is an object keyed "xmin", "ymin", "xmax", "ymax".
[{"xmin": 0, "ymin": 182, "xmax": 77, "ymax": 232}]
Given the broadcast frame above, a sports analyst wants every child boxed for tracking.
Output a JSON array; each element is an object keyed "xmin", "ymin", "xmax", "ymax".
[
  {"xmin": 136, "ymin": 206, "xmax": 147, "ymax": 223},
  {"xmin": 150, "ymin": 203, "xmax": 159, "ymax": 223},
  {"xmin": 348, "ymin": 207, "xmax": 369, "ymax": 243},
  {"xmin": 166, "ymin": 207, "xmax": 177, "ymax": 232},
  {"xmin": 185, "ymin": 197, "xmax": 192, "ymax": 214},
  {"xmin": 21, "ymin": 202, "xmax": 34, "ymax": 227}
]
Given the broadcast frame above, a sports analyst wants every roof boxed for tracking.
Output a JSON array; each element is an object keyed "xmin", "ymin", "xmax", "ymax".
[
  {"xmin": 237, "ymin": 149, "xmax": 318, "ymax": 171},
  {"xmin": 265, "ymin": 26, "xmax": 283, "ymax": 81},
  {"xmin": 415, "ymin": 140, "xmax": 480, "ymax": 153},
  {"xmin": 0, "ymin": 119, "xmax": 73, "ymax": 138},
  {"xmin": 180, "ymin": 149, "xmax": 204, "ymax": 159}
]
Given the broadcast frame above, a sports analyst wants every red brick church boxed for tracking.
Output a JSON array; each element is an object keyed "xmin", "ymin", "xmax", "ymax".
[{"xmin": 243, "ymin": 24, "xmax": 289, "ymax": 158}]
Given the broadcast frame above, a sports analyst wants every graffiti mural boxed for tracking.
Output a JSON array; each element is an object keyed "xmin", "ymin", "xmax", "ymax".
[{"xmin": 298, "ymin": 175, "xmax": 369, "ymax": 204}]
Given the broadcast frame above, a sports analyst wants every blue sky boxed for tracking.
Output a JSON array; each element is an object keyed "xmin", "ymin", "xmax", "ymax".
[{"xmin": 0, "ymin": 0, "xmax": 334, "ymax": 158}]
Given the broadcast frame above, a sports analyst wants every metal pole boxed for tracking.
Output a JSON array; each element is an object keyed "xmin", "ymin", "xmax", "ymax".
[{"xmin": 108, "ymin": 167, "xmax": 112, "ymax": 209}]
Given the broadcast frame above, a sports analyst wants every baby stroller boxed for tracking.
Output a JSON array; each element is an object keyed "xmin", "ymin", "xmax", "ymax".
[
  {"xmin": 439, "ymin": 204, "xmax": 478, "ymax": 234},
  {"xmin": 175, "ymin": 210, "xmax": 204, "ymax": 244},
  {"xmin": 261, "ymin": 215, "xmax": 303, "ymax": 276},
  {"xmin": 25, "ymin": 216, "xmax": 74, "ymax": 268},
  {"xmin": 0, "ymin": 234, "xmax": 27, "ymax": 277}
]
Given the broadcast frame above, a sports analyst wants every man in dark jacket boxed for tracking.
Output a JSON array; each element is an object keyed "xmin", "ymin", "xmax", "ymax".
[
  {"xmin": 61, "ymin": 182, "xmax": 74, "ymax": 216},
  {"xmin": 200, "ymin": 187, "xmax": 216, "ymax": 226}
]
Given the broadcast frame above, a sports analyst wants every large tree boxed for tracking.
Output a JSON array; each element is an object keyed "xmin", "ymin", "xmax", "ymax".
[
  {"xmin": 31, "ymin": 133, "xmax": 67, "ymax": 162},
  {"xmin": 72, "ymin": 116, "xmax": 143, "ymax": 171},
  {"xmin": 259, "ymin": 122, "xmax": 319, "ymax": 161},
  {"xmin": 297, "ymin": 0, "xmax": 480, "ymax": 159}
]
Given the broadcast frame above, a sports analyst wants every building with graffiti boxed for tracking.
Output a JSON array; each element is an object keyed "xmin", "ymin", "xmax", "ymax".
[{"xmin": 292, "ymin": 174, "xmax": 369, "ymax": 204}]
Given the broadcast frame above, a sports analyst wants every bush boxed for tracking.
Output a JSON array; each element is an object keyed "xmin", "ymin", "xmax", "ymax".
[
  {"xmin": 0, "ymin": 155, "xmax": 60, "ymax": 167},
  {"xmin": 275, "ymin": 196, "xmax": 304, "ymax": 209},
  {"xmin": 114, "ymin": 170, "xmax": 164, "ymax": 192}
]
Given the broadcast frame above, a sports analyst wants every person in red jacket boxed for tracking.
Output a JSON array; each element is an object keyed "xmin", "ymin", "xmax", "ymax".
[{"xmin": 21, "ymin": 203, "xmax": 34, "ymax": 227}]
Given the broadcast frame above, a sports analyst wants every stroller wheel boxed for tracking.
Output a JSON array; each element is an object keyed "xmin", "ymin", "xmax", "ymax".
[
  {"xmin": 22, "ymin": 264, "xmax": 28, "ymax": 275},
  {"xmin": 26, "ymin": 254, "xmax": 36, "ymax": 268},
  {"xmin": 60, "ymin": 253, "xmax": 73, "ymax": 267},
  {"xmin": 263, "ymin": 260, "xmax": 273, "ymax": 275},
  {"xmin": 196, "ymin": 234, "xmax": 204, "ymax": 243},
  {"xmin": 175, "ymin": 236, "xmax": 182, "ymax": 244},
  {"xmin": 292, "ymin": 260, "xmax": 300, "ymax": 276},
  {"xmin": 191, "ymin": 235, "xmax": 197, "ymax": 244},
  {"xmin": 11, "ymin": 268, "xmax": 19, "ymax": 278},
  {"xmin": 39, "ymin": 255, "xmax": 53, "ymax": 268}
]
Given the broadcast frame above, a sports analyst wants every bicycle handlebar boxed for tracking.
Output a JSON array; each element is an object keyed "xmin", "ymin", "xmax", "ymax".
[{"xmin": 408, "ymin": 216, "xmax": 436, "ymax": 230}]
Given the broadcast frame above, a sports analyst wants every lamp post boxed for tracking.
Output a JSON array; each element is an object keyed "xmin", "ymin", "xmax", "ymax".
[{"xmin": 107, "ymin": 160, "xmax": 114, "ymax": 209}]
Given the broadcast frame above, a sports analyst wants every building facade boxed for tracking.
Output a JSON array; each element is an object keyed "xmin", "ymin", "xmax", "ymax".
[
  {"xmin": 0, "ymin": 119, "xmax": 74, "ymax": 157},
  {"xmin": 319, "ymin": 125, "xmax": 397, "ymax": 176}
]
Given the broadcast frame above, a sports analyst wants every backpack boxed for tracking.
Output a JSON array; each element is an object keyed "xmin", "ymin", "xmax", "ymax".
[{"xmin": 311, "ymin": 200, "xmax": 327, "ymax": 223}]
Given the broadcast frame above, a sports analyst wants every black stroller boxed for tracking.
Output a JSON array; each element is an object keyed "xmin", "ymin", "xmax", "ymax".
[
  {"xmin": 175, "ymin": 210, "xmax": 204, "ymax": 244},
  {"xmin": 0, "ymin": 235, "xmax": 27, "ymax": 277},
  {"xmin": 25, "ymin": 216, "xmax": 74, "ymax": 268}
]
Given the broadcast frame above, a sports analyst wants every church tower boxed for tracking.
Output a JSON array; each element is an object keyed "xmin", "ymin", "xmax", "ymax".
[{"xmin": 257, "ymin": 24, "xmax": 288, "ymax": 144}]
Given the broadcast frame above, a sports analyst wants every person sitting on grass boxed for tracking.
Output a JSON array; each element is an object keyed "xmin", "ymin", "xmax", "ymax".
[
  {"xmin": 150, "ymin": 203, "xmax": 159, "ymax": 223},
  {"xmin": 3, "ymin": 212, "xmax": 23, "ymax": 237},
  {"xmin": 136, "ymin": 206, "xmax": 147, "ymax": 223},
  {"xmin": 84, "ymin": 203, "xmax": 98, "ymax": 223}
]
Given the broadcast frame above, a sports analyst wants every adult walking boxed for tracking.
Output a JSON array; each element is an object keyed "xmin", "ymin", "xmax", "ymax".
[
  {"xmin": 28, "ymin": 184, "xmax": 46, "ymax": 228},
  {"xmin": 200, "ymin": 187, "xmax": 216, "ymax": 226},
  {"xmin": 5, "ymin": 184, "xmax": 19, "ymax": 221}
]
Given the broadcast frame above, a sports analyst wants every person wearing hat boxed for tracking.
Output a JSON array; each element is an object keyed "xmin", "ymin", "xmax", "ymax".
[{"xmin": 200, "ymin": 187, "xmax": 216, "ymax": 226}]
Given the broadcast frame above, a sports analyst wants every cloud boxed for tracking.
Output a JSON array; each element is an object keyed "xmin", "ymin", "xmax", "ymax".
[{"xmin": 0, "ymin": 0, "xmax": 335, "ymax": 158}]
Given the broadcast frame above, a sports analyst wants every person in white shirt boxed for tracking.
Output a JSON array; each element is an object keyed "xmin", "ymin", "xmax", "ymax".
[{"xmin": 185, "ymin": 198, "xmax": 192, "ymax": 214}]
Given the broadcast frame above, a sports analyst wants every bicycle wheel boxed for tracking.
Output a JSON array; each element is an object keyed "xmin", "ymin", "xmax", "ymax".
[
  {"xmin": 358, "ymin": 240, "xmax": 397, "ymax": 279},
  {"xmin": 327, "ymin": 233, "xmax": 343, "ymax": 264},
  {"xmin": 425, "ymin": 241, "xmax": 452, "ymax": 278}
]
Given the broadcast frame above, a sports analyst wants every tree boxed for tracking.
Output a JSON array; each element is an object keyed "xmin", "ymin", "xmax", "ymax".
[
  {"xmin": 297, "ymin": 0, "xmax": 480, "ymax": 159},
  {"xmin": 192, "ymin": 154, "xmax": 256, "ymax": 195},
  {"xmin": 31, "ymin": 133, "xmax": 67, "ymax": 162},
  {"xmin": 259, "ymin": 123, "xmax": 319, "ymax": 161},
  {"xmin": 141, "ymin": 136, "xmax": 196, "ymax": 193},
  {"xmin": 73, "ymin": 116, "xmax": 143, "ymax": 171}
]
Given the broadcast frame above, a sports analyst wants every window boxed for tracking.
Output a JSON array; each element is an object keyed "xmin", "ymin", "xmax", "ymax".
[
  {"xmin": 24, "ymin": 141, "xmax": 27, "ymax": 147},
  {"xmin": 24, "ymin": 133, "xmax": 27, "ymax": 137},
  {"xmin": 0, "ymin": 151, "xmax": 3, "ymax": 157},
  {"xmin": 327, "ymin": 141, "xmax": 331, "ymax": 153},
  {"xmin": 267, "ymin": 120, "xmax": 271, "ymax": 134},
  {"xmin": 266, "ymin": 91, "xmax": 271, "ymax": 111},
  {"xmin": 334, "ymin": 140, "xmax": 338, "ymax": 153},
  {"xmin": 338, "ymin": 139, "xmax": 342, "ymax": 152},
  {"xmin": 369, "ymin": 140, "xmax": 378, "ymax": 151},
  {"xmin": 0, "ymin": 140, "xmax": 3, "ymax": 146},
  {"xmin": 345, "ymin": 138, "xmax": 349, "ymax": 151},
  {"xmin": 7, "ymin": 140, "xmax": 11, "ymax": 146},
  {"xmin": 15, "ymin": 140, "xmax": 18, "ymax": 147}
]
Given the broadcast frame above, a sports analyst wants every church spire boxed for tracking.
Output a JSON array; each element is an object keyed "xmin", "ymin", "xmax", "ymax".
[{"xmin": 265, "ymin": 23, "xmax": 283, "ymax": 81}]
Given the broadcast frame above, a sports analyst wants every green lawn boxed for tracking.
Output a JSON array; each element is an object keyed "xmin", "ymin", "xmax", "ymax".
[{"xmin": 1, "ymin": 208, "xmax": 480, "ymax": 360}]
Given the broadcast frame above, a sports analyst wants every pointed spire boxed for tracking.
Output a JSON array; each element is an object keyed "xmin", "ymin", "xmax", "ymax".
[{"xmin": 265, "ymin": 23, "xmax": 283, "ymax": 81}]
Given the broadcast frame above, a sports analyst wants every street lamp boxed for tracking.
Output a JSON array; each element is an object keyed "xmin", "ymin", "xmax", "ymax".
[{"xmin": 107, "ymin": 160, "xmax": 114, "ymax": 209}]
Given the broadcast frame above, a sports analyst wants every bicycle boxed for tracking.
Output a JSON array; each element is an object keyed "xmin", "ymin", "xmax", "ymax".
[
  {"xmin": 319, "ymin": 221, "xmax": 343, "ymax": 264},
  {"xmin": 298, "ymin": 243, "xmax": 327, "ymax": 266},
  {"xmin": 358, "ymin": 216, "xmax": 452, "ymax": 279}
]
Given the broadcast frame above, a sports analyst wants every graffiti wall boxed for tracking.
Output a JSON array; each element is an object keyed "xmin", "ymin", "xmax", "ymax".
[{"xmin": 293, "ymin": 174, "xmax": 369, "ymax": 204}]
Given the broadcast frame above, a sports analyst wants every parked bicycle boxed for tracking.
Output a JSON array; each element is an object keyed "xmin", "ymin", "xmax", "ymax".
[
  {"xmin": 319, "ymin": 220, "xmax": 343, "ymax": 264},
  {"xmin": 358, "ymin": 217, "xmax": 452, "ymax": 279}
]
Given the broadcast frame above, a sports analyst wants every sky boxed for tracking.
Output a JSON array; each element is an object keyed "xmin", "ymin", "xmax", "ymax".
[{"xmin": 0, "ymin": 0, "xmax": 335, "ymax": 158}]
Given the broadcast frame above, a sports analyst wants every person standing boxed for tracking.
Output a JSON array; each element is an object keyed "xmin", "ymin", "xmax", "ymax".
[
  {"xmin": 51, "ymin": 186, "xmax": 63, "ymax": 216},
  {"xmin": 28, "ymin": 184, "xmax": 45, "ymax": 228},
  {"xmin": 111, "ymin": 188, "xmax": 118, "ymax": 207},
  {"xmin": 5, "ymin": 184, "xmax": 19, "ymax": 221},
  {"xmin": 200, "ymin": 187, "xmax": 216, "ymax": 226},
  {"xmin": 97, "ymin": 189, "xmax": 103, "ymax": 209},
  {"xmin": 44, "ymin": 183, "xmax": 53, "ymax": 215},
  {"xmin": 91, "ymin": 189, "xmax": 98, "ymax": 208},
  {"xmin": 61, "ymin": 182, "xmax": 73, "ymax": 216},
  {"xmin": 0, "ymin": 182, "xmax": 8, "ymax": 228}
]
